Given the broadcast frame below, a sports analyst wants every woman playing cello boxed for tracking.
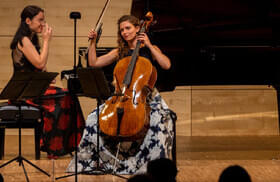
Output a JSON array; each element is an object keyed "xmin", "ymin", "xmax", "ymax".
[{"xmin": 67, "ymin": 14, "xmax": 175, "ymax": 174}]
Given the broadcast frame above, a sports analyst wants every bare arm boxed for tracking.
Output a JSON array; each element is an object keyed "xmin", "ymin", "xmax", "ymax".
[
  {"xmin": 18, "ymin": 23, "xmax": 52, "ymax": 70},
  {"xmin": 137, "ymin": 33, "xmax": 171, "ymax": 70},
  {"xmin": 149, "ymin": 45, "xmax": 171, "ymax": 70},
  {"xmin": 88, "ymin": 29, "xmax": 118, "ymax": 67}
]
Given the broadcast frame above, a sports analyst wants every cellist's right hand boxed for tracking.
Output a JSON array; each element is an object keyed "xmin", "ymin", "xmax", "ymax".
[{"xmin": 88, "ymin": 29, "xmax": 98, "ymax": 43}]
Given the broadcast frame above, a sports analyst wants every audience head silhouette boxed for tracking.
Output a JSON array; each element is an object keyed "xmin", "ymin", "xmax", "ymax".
[
  {"xmin": 127, "ymin": 174, "xmax": 155, "ymax": 182},
  {"xmin": 147, "ymin": 158, "xmax": 178, "ymax": 182},
  {"xmin": 218, "ymin": 165, "xmax": 251, "ymax": 182},
  {"xmin": 0, "ymin": 173, "xmax": 3, "ymax": 182}
]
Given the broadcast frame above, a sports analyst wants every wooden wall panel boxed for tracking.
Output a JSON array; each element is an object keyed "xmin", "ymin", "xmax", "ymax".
[
  {"xmin": 0, "ymin": 0, "xmax": 132, "ymax": 39},
  {"xmin": 159, "ymin": 86, "xmax": 279, "ymax": 137},
  {"xmin": 0, "ymin": 0, "xmax": 25, "ymax": 35},
  {"xmin": 78, "ymin": 97, "xmax": 97, "ymax": 120},
  {"xmin": 191, "ymin": 86, "xmax": 279, "ymax": 136},
  {"xmin": 161, "ymin": 86, "xmax": 191, "ymax": 136},
  {"xmin": 0, "ymin": 37, "xmax": 14, "ymax": 90},
  {"xmin": 43, "ymin": 0, "xmax": 132, "ymax": 38}
]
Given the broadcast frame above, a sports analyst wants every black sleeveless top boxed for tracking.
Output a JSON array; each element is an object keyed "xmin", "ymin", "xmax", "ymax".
[
  {"xmin": 11, "ymin": 46, "xmax": 41, "ymax": 72},
  {"xmin": 124, "ymin": 47, "xmax": 156, "ymax": 66}
]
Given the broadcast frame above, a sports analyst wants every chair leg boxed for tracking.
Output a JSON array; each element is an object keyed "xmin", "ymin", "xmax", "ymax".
[
  {"xmin": 169, "ymin": 109, "xmax": 177, "ymax": 164},
  {"xmin": 172, "ymin": 125, "xmax": 176, "ymax": 164},
  {"xmin": 34, "ymin": 124, "xmax": 40, "ymax": 160},
  {"xmin": 0, "ymin": 127, "xmax": 5, "ymax": 160}
]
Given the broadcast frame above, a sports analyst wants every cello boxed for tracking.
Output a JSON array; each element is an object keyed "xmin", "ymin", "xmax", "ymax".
[{"xmin": 99, "ymin": 12, "xmax": 157, "ymax": 140}]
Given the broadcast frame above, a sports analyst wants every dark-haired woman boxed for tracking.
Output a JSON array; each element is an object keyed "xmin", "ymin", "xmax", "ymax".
[
  {"xmin": 10, "ymin": 5, "xmax": 85, "ymax": 158},
  {"xmin": 67, "ymin": 15, "xmax": 175, "ymax": 174}
]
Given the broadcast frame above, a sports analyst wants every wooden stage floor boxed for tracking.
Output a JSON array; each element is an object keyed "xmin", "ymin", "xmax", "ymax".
[{"xmin": 1, "ymin": 134, "xmax": 280, "ymax": 182}]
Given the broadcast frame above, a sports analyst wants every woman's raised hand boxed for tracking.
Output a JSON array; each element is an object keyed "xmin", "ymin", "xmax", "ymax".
[
  {"xmin": 137, "ymin": 33, "xmax": 152, "ymax": 48},
  {"xmin": 88, "ymin": 29, "xmax": 98, "ymax": 42},
  {"xmin": 42, "ymin": 23, "xmax": 52, "ymax": 42}
]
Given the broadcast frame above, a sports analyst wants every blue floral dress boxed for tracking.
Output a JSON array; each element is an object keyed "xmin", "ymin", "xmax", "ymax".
[{"xmin": 67, "ymin": 88, "xmax": 174, "ymax": 174}]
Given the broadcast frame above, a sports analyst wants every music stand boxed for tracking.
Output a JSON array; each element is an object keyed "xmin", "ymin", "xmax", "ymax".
[
  {"xmin": 56, "ymin": 67, "xmax": 127, "ymax": 180},
  {"xmin": 78, "ymin": 67, "xmax": 110, "ymax": 172},
  {"xmin": 0, "ymin": 71, "xmax": 58, "ymax": 182},
  {"xmin": 78, "ymin": 68, "xmax": 127, "ymax": 179}
]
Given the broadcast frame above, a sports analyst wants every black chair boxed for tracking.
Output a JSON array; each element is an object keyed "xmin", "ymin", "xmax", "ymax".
[
  {"xmin": 0, "ymin": 102, "xmax": 42, "ymax": 160},
  {"xmin": 169, "ymin": 109, "xmax": 177, "ymax": 164}
]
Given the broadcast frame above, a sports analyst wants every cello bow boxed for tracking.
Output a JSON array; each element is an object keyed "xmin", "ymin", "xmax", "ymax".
[{"xmin": 87, "ymin": 0, "xmax": 111, "ymax": 50}]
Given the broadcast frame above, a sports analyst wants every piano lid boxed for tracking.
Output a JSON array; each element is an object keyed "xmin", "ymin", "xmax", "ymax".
[
  {"xmin": 131, "ymin": 0, "xmax": 280, "ymax": 45},
  {"xmin": 130, "ymin": 0, "xmax": 280, "ymax": 88}
]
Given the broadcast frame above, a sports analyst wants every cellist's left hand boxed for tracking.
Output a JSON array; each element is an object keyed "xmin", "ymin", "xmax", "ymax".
[{"xmin": 136, "ymin": 33, "xmax": 152, "ymax": 48}]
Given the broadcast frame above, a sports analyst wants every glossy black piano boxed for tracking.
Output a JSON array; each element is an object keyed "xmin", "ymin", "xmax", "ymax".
[{"xmin": 130, "ymin": 0, "xmax": 280, "ymax": 89}]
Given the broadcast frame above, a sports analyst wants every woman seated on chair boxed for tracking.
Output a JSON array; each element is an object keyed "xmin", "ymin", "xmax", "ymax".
[
  {"xmin": 10, "ymin": 5, "xmax": 85, "ymax": 159},
  {"xmin": 67, "ymin": 14, "xmax": 175, "ymax": 174}
]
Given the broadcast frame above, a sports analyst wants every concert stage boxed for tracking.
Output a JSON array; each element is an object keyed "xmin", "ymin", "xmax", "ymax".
[{"xmin": 1, "ymin": 133, "xmax": 280, "ymax": 182}]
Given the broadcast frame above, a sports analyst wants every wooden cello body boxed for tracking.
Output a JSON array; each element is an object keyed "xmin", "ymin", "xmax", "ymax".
[
  {"xmin": 99, "ymin": 12, "xmax": 157, "ymax": 140},
  {"xmin": 99, "ymin": 56, "xmax": 157, "ymax": 140}
]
